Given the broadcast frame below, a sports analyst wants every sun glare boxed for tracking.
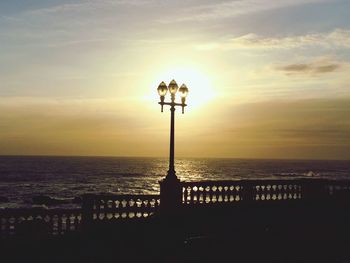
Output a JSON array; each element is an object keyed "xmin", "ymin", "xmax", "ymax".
[{"xmin": 148, "ymin": 66, "xmax": 215, "ymax": 110}]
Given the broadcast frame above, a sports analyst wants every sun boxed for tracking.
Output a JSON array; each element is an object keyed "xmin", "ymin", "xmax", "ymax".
[{"xmin": 151, "ymin": 66, "xmax": 215, "ymax": 110}]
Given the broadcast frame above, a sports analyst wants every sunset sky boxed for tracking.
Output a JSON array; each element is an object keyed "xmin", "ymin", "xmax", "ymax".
[{"xmin": 0, "ymin": 0, "xmax": 349, "ymax": 159}]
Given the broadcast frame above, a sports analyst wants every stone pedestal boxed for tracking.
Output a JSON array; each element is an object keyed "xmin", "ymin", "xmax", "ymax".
[{"xmin": 159, "ymin": 176, "xmax": 182, "ymax": 213}]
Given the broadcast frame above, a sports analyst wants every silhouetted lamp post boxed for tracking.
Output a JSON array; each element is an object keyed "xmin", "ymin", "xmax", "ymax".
[{"xmin": 157, "ymin": 79, "xmax": 189, "ymax": 181}]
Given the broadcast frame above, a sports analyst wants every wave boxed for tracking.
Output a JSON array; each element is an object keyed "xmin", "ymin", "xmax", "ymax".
[{"xmin": 1, "ymin": 156, "xmax": 350, "ymax": 208}]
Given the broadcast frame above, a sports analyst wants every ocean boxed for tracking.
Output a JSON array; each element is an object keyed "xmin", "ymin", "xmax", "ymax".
[{"xmin": 0, "ymin": 156, "xmax": 349, "ymax": 209}]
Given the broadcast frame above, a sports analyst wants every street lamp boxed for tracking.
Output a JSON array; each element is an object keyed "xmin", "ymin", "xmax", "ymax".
[{"xmin": 157, "ymin": 79, "xmax": 189, "ymax": 180}]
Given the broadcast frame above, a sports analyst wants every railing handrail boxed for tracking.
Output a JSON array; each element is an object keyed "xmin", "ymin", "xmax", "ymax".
[
  {"xmin": 0, "ymin": 208, "xmax": 82, "ymax": 217},
  {"xmin": 181, "ymin": 178, "xmax": 350, "ymax": 186},
  {"xmin": 2, "ymin": 178, "xmax": 350, "ymax": 238},
  {"xmin": 84, "ymin": 194, "xmax": 160, "ymax": 200}
]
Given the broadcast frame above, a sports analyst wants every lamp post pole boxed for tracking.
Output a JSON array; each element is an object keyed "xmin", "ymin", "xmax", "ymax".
[
  {"xmin": 168, "ymin": 102, "xmax": 176, "ymax": 178},
  {"xmin": 157, "ymin": 79, "xmax": 188, "ymax": 211},
  {"xmin": 157, "ymin": 79, "xmax": 188, "ymax": 181}
]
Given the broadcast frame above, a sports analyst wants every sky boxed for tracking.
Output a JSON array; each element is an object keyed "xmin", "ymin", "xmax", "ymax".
[{"xmin": 0, "ymin": 0, "xmax": 349, "ymax": 159}]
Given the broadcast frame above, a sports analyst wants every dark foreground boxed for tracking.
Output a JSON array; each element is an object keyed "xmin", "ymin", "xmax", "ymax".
[{"xmin": 2, "ymin": 199, "xmax": 350, "ymax": 263}]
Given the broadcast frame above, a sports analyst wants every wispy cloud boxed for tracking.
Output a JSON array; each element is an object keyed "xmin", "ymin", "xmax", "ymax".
[
  {"xmin": 226, "ymin": 98, "xmax": 350, "ymax": 155},
  {"xmin": 276, "ymin": 60, "xmax": 341, "ymax": 76},
  {"xmin": 195, "ymin": 29, "xmax": 350, "ymax": 50},
  {"xmin": 27, "ymin": 0, "xmax": 154, "ymax": 16},
  {"xmin": 0, "ymin": 96, "xmax": 167, "ymax": 156},
  {"xmin": 160, "ymin": 0, "xmax": 327, "ymax": 23}
]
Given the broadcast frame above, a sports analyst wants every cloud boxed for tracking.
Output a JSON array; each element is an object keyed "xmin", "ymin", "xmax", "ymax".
[
  {"xmin": 238, "ymin": 98, "xmax": 350, "ymax": 137},
  {"xmin": 171, "ymin": 97, "xmax": 350, "ymax": 159},
  {"xmin": 220, "ymin": 98, "xmax": 350, "ymax": 159},
  {"xmin": 1, "ymin": 97, "xmax": 350, "ymax": 159},
  {"xmin": 195, "ymin": 29, "xmax": 350, "ymax": 50},
  {"xmin": 276, "ymin": 60, "xmax": 341, "ymax": 75},
  {"xmin": 0, "ymin": 97, "xmax": 166, "ymax": 156},
  {"xmin": 26, "ymin": 0, "xmax": 154, "ymax": 16},
  {"xmin": 160, "ymin": 0, "xmax": 326, "ymax": 23}
]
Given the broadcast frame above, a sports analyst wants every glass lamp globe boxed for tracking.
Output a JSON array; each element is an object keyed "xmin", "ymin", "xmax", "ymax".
[
  {"xmin": 179, "ymin": 84, "xmax": 189, "ymax": 98},
  {"xmin": 157, "ymin": 81, "xmax": 168, "ymax": 97},
  {"xmin": 168, "ymin": 79, "xmax": 178, "ymax": 95}
]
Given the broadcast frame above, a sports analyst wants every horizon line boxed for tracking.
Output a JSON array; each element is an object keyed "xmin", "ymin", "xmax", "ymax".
[{"xmin": 0, "ymin": 154, "xmax": 349, "ymax": 162}]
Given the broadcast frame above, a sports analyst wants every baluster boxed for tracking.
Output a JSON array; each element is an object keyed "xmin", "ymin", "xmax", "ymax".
[
  {"xmin": 115, "ymin": 200, "xmax": 120, "ymax": 219},
  {"xmin": 137, "ymin": 199, "xmax": 142, "ymax": 218},
  {"xmin": 49, "ymin": 215, "xmax": 55, "ymax": 235},
  {"xmin": 135, "ymin": 199, "xmax": 141, "ymax": 218},
  {"xmin": 122, "ymin": 199, "xmax": 127, "ymax": 218},
  {"xmin": 269, "ymin": 184, "xmax": 273, "ymax": 200},
  {"xmin": 204, "ymin": 186, "xmax": 209, "ymax": 203},
  {"xmin": 57, "ymin": 215, "xmax": 63, "ymax": 235},
  {"xmin": 279, "ymin": 184, "xmax": 283, "ymax": 199},
  {"xmin": 209, "ymin": 185, "xmax": 213, "ymax": 203},
  {"xmin": 74, "ymin": 215, "xmax": 80, "ymax": 230},
  {"xmin": 223, "ymin": 186, "xmax": 228, "ymax": 202},
  {"xmin": 61, "ymin": 214, "xmax": 67, "ymax": 233},
  {"xmin": 198, "ymin": 187, "xmax": 203, "ymax": 203},
  {"xmin": 66, "ymin": 214, "xmax": 71, "ymax": 232},
  {"xmin": 128, "ymin": 199, "xmax": 134, "ymax": 218},
  {"xmin": 110, "ymin": 199, "xmax": 115, "ymax": 218},
  {"xmin": 266, "ymin": 185, "xmax": 271, "ymax": 200},
  {"xmin": 255, "ymin": 185, "xmax": 260, "ymax": 201},
  {"xmin": 218, "ymin": 186, "xmax": 223, "ymax": 202},
  {"xmin": 147, "ymin": 199, "xmax": 152, "ymax": 214},
  {"xmin": 117, "ymin": 199, "xmax": 122, "ymax": 219},
  {"xmin": 6, "ymin": 217, "xmax": 11, "ymax": 237},
  {"xmin": 3, "ymin": 217, "xmax": 9, "ymax": 238},
  {"xmin": 212, "ymin": 186, "xmax": 217, "ymax": 203},
  {"xmin": 9, "ymin": 216, "xmax": 16, "ymax": 236},
  {"xmin": 14, "ymin": 217, "xmax": 21, "ymax": 236},
  {"xmin": 183, "ymin": 187, "xmax": 188, "ymax": 204},
  {"xmin": 283, "ymin": 185, "xmax": 288, "ymax": 200},
  {"xmin": 272, "ymin": 184, "xmax": 276, "ymax": 200},
  {"xmin": 141, "ymin": 200, "xmax": 147, "ymax": 217},
  {"xmin": 12, "ymin": 217, "xmax": 17, "ymax": 236},
  {"xmin": 230, "ymin": 185, "xmax": 234, "ymax": 202},
  {"xmin": 229, "ymin": 186, "xmax": 234, "ymax": 202},
  {"xmin": 193, "ymin": 186, "xmax": 198, "ymax": 204},
  {"xmin": 232, "ymin": 185, "xmax": 236, "ymax": 201},
  {"xmin": 288, "ymin": 185, "xmax": 292, "ymax": 199},
  {"xmin": 261, "ymin": 185, "xmax": 266, "ymax": 201},
  {"xmin": 190, "ymin": 186, "xmax": 194, "ymax": 204},
  {"xmin": 234, "ymin": 185, "xmax": 237, "ymax": 201},
  {"xmin": 104, "ymin": 199, "xmax": 108, "ymax": 219}
]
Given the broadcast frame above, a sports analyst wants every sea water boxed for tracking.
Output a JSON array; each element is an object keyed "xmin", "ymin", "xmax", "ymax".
[{"xmin": 0, "ymin": 156, "xmax": 349, "ymax": 208}]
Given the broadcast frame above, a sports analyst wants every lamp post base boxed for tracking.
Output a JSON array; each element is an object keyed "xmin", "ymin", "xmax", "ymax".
[
  {"xmin": 159, "ymin": 174, "xmax": 182, "ymax": 213},
  {"xmin": 166, "ymin": 169, "xmax": 177, "ymax": 180}
]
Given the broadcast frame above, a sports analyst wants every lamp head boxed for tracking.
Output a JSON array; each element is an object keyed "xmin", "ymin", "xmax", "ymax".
[
  {"xmin": 168, "ymin": 79, "xmax": 178, "ymax": 95},
  {"xmin": 179, "ymin": 83, "xmax": 188, "ymax": 114},
  {"xmin": 179, "ymin": 84, "xmax": 189, "ymax": 99},
  {"xmin": 157, "ymin": 81, "xmax": 168, "ymax": 99}
]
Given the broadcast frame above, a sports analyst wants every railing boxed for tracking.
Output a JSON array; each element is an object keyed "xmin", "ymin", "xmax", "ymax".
[
  {"xmin": 326, "ymin": 180, "xmax": 350, "ymax": 197},
  {"xmin": 182, "ymin": 180, "xmax": 243, "ymax": 205},
  {"xmin": 253, "ymin": 179, "xmax": 302, "ymax": 202},
  {"xmin": 84, "ymin": 194, "xmax": 160, "ymax": 222},
  {"xmin": 2, "ymin": 178, "xmax": 350, "ymax": 238},
  {"xmin": 0, "ymin": 208, "xmax": 82, "ymax": 239},
  {"xmin": 181, "ymin": 178, "xmax": 350, "ymax": 206},
  {"xmin": 1, "ymin": 194, "xmax": 161, "ymax": 238}
]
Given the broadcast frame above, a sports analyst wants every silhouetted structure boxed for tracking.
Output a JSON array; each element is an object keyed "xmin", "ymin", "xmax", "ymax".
[
  {"xmin": 1, "ymin": 178, "xmax": 349, "ymax": 236},
  {"xmin": 1, "ymin": 178, "xmax": 350, "ymax": 262}
]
